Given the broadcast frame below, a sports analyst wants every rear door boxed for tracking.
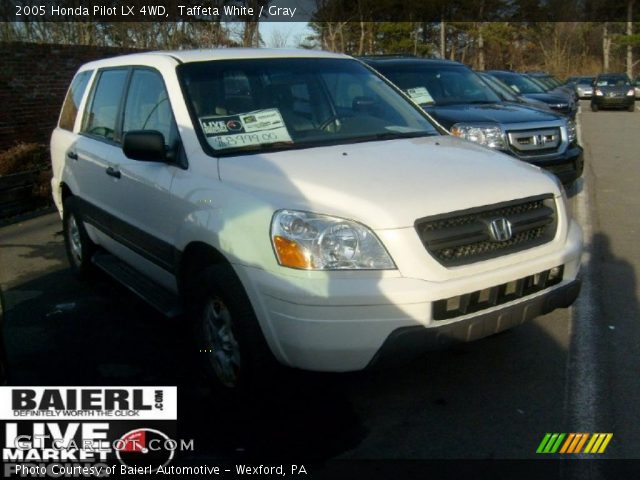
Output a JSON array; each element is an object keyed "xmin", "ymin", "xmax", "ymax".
[{"xmin": 50, "ymin": 70, "xmax": 93, "ymax": 212}]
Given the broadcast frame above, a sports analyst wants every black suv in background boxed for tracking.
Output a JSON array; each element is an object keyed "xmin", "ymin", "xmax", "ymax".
[
  {"xmin": 363, "ymin": 58, "xmax": 583, "ymax": 185},
  {"xmin": 591, "ymin": 73, "xmax": 635, "ymax": 112},
  {"xmin": 486, "ymin": 70, "xmax": 577, "ymax": 118},
  {"xmin": 478, "ymin": 72, "xmax": 553, "ymax": 112},
  {"xmin": 527, "ymin": 72, "xmax": 579, "ymax": 103}
]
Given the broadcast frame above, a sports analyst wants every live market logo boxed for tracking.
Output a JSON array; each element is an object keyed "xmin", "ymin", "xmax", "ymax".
[{"xmin": 0, "ymin": 387, "xmax": 180, "ymax": 477}]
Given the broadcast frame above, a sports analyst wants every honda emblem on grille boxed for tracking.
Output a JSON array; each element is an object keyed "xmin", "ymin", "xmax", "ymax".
[
  {"xmin": 488, "ymin": 217, "xmax": 513, "ymax": 242},
  {"xmin": 534, "ymin": 134, "xmax": 546, "ymax": 146}
]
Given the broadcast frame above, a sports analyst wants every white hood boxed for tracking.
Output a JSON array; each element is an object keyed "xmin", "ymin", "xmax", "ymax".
[{"xmin": 219, "ymin": 136, "xmax": 560, "ymax": 230}]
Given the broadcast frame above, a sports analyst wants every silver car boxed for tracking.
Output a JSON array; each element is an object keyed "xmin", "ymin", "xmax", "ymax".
[{"xmin": 575, "ymin": 76, "xmax": 594, "ymax": 99}]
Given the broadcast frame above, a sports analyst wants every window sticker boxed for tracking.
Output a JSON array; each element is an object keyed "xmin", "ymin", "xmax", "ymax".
[
  {"xmin": 199, "ymin": 108, "xmax": 293, "ymax": 150},
  {"xmin": 405, "ymin": 87, "xmax": 434, "ymax": 105}
]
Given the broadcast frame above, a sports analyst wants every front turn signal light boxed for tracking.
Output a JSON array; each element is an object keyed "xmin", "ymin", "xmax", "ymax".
[{"xmin": 273, "ymin": 236, "xmax": 312, "ymax": 269}]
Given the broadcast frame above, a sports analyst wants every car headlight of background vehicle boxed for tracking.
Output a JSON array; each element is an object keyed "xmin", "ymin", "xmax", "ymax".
[
  {"xmin": 271, "ymin": 210, "xmax": 396, "ymax": 270},
  {"xmin": 450, "ymin": 123, "xmax": 505, "ymax": 149},
  {"xmin": 566, "ymin": 119, "xmax": 577, "ymax": 143}
]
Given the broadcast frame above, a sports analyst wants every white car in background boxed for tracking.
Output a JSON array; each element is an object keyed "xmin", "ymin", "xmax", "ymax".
[{"xmin": 50, "ymin": 49, "xmax": 583, "ymax": 391}]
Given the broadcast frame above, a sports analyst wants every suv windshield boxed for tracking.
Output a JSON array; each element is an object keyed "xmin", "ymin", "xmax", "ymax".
[
  {"xmin": 490, "ymin": 72, "xmax": 546, "ymax": 94},
  {"xmin": 595, "ymin": 75, "xmax": 630, "ymax": 87},
  {"xmin": 178, "ymin": 58, "xmax": 439, "ymax": 155},
  {"xmin": 478, "ymin": 72, "xmax": 519, "ymax": 102},
  {"xmin": 375, "ymin": 64, "xmax": 501, "ymax": 106}
]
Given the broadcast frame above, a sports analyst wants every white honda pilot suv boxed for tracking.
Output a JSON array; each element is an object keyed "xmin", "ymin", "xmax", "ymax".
[{"xmin": 51, "ymin": 49, "xmax": 582, "ymax": 390}]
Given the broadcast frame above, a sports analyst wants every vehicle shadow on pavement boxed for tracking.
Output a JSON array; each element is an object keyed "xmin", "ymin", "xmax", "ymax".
[
  {"xmin": 2, "ymin": 267, "xmax": 368, "ymax": 460},
  {"xmin": 581, "ymin": 232, "xmax": 640, "ymax": 459}
]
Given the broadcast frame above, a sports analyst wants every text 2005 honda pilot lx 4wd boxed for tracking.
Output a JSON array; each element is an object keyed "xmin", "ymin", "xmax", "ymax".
[{"xmin": 51, "ymin": 49, "xmax": 582, "ymax": 390}]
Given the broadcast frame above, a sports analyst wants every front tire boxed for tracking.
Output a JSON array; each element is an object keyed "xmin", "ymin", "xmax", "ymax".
[
  {"xmin": 591, "ymin": 103, "xmax": 598, "ymax": 112},
  {"xmin": 63, "ymin": 196, "xmax": 96, "ymax": 278},
  {"xmin": 628, "ymin": 103, "xmax": 635, "ymax": 112},
  {"xmin": 192, "ymin": 264, "xmax": 277, "ymax": 392}
]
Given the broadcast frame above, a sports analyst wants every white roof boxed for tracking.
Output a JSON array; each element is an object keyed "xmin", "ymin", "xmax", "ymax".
[
  {"xmin": 80, "ymin": 48, "xmax": 351, "ymax": 70},
  {"xmin": 159, "ymin": 48, "xmax": 350, "ymax": 62}
]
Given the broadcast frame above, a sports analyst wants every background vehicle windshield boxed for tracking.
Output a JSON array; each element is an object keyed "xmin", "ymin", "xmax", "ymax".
[
  {"xmin": 578, "ymin": 77, "xmax": 594, "ymax": 85},
  {"xmin": 376, "ymin": 64, "xmax": 501, "ymax": 106},
  {"xmin": 178, "ymin": 58, "xmax": 439, "ymax": 155},
  {"xmin": 527, "ymin": 76, "xmax": 552, "ymax": 91},
  {"xmin": 596, "ymin": 75, "xmax": 630, "ymax": 87},
  {"xmin": 491, "ymin": 72, "xmax": 546, "ymax": 94},
  {"xmin": 478, "ymin": 73, "xmax": 519, "ymax": 102}
]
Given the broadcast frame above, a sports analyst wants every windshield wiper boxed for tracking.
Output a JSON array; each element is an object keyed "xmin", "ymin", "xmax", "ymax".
[{"xmin": 348, "ymin": 131, "xmax": 436, "ymax": 143}]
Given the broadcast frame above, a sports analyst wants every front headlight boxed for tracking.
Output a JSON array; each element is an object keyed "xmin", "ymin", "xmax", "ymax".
[
  {"xmin": 566, "ymin": 119, "xmax": 577, "ymax": 143},
  {"xmin": 450, "ymin": 124, "xmax": 505, "ymax": 149},
  {"xmin": 627, "ymin": 89, "xmax": 635, "ymax": 96},
  {"xmin": 270, "ymin": 210, "xmax": 396, "ymax": 270},
  {"xmin": 595, "ymin": 89, "xmax": 603, "ymax": 96}
]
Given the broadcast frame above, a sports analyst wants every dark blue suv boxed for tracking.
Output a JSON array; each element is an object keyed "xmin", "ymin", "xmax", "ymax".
[{"xmin": 363, "ymin": 58, "xmax": 583, "ymax": 185}]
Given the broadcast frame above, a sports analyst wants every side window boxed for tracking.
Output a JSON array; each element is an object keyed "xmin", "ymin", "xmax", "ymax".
[
  {"xmin": 122, "ymin": 69, "xmax": 177, "ymax": 146},
  {"xmin": 82, "ymin": 69, "xmax": 128, "ymax": 142},
  {"xmin": 59, "ymin": 71, "xmax": 92, "ymax": 131}
]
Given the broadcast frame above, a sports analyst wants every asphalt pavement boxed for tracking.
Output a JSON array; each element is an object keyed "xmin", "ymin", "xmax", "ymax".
[{"xmin": 0, "ymin": 102, "xmax": 638, "ymax": 467}]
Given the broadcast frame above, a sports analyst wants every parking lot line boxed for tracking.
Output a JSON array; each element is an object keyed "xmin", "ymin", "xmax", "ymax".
[{"xmin": 564, "ymin": 104, "xmax": 599, "ymax": 444}]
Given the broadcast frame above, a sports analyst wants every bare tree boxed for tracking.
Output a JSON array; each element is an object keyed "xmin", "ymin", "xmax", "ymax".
[{"xmin": 266, "ymin": 27, "xmax": 290, "ymax": 48}]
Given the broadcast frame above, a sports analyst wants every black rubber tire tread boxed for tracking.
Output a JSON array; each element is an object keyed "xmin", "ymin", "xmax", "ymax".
[{"xmin": 191, "ymin": 264, "xmax": 279, "ymax": 394}]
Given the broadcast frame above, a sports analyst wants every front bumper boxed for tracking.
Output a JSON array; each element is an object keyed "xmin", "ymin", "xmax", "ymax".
[
  {"xmin": 237, "ymin": 220, "xmax": 583, "ymax": 372},
  {"xmin": 508, "ymin": 145, "xmax": 584, "ymax": 186},
  {"xmin": 369, "ymin": 278, "xmax": 580, "ymax": 368},
  {"xmin": 592, "ymin": 96, "xmax": 634, "ymax": 108}
]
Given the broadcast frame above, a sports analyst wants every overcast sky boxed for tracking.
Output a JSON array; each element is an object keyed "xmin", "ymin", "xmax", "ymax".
[{"xmin": 259, "ymin": 22, "xmax": 314, "ymax": 48}]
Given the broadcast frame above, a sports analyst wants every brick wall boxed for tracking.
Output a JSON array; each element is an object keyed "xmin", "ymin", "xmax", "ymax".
[{"xmin": 0, "ymin": 42, "xmax": 143, "ymax": 151}]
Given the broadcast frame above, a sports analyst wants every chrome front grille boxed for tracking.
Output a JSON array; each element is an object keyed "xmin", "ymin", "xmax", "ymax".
[
  {"xmin": 415, "ymin": 195, "xmax": 557, "ymax": 267},
  {"xmin": 507, "ymin": 128, "xmax": 561, "ymax": 155}
]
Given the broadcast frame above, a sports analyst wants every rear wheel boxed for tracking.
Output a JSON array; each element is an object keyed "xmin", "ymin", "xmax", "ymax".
[
  {"xmin": 63, "ymin": 196, "xmax": 96, "ymax": 278},
  {"xmin": 191, "ymin": 264, "xmax": 277, "ymax": 393}
]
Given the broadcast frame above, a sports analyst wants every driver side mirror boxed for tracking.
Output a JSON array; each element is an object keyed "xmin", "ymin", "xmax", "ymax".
[{"xmin": 123, "ymin": 130, "xmax": 166, "ymax": 162}]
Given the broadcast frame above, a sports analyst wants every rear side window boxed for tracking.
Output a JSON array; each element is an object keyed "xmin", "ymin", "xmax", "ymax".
[
  {"xmin": 122, "ymin": 69, "xmax": 178, "ymax": 147},
  {"xmin": 82, "ymin": 69, "xmax": 129, "ymax": 142},
  {"xmin": 59, "ymin": 71, "xmax": 92, "ymax": 131}
]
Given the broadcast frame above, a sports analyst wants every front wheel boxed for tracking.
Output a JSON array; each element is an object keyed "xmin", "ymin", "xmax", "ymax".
[
  {"xmin": 63, "ymin": 196, "xmax": 96, "ymax": 278},
  {"xmin": 628, "ymin": 103, "xmax": 635, "ymax": 112},
  {"xmin": 192, "ymin": 264, "xmax": 277, "ymax": 392},
  {"xmin": 591, "ymin": 104, "xmax": 598, "ymax": 112}
]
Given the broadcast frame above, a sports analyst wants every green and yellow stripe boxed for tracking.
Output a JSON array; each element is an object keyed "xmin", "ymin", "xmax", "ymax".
[{"xmin": 536, "ymin": 433, "xmax": 613, "ymax": 454}]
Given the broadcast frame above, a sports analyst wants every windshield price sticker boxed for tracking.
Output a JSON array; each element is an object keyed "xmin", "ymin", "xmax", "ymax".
[
  {"xmin": 406, "ymin": 87, "xmax": 434, "ymax": 105},
  {"xmin": 199, "ymin": 108, "xmax": 292, "ymax": 150}
]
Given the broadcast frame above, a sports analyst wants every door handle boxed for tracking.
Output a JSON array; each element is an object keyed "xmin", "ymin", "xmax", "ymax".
[
  {"xmin": 67, "ymin": 151, "xmax": 78, "ymax": 160},
  {"xmin": 105, "ymin": 166, "xmax": 121, "ymax": 179}
]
